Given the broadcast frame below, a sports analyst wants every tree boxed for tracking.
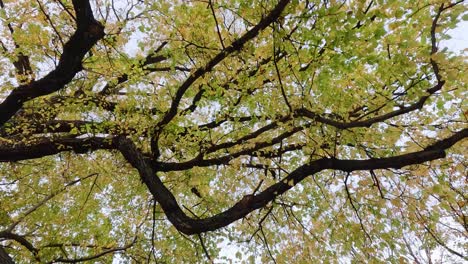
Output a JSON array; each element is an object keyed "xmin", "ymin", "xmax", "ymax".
[{"xmin": 0, "ymin": 0, "xmax": 466, "ymax": 262}]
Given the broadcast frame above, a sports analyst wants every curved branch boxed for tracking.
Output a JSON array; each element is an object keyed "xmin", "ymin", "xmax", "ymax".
[
  {"xmin": 151, "ymin": 0, "xmax": 291, "ymax": 156},
  {"xmin": 0, "ymin": 231, "xmax": 38, "ymax": 260},
  {"xmin": 157, "ymin": 123, "xmax": 306, "ymax": 171},
  {"xmin": 118, "ymin": 128, "xmax": 466, "ymax": 235},
  {"xmin": 296, "ymin": 2, "xmax": 453, "ymax": 130},
  {"xmin": 0, "ymin": 0, "xmax": 105, "ymax": 127},
  {"xmin": 296, "ymin": 80, "xmax": 444, "ymax": 129},
  {"xmin": 48, "ymin": 237, "xmax": 137, "ymax": 264}
]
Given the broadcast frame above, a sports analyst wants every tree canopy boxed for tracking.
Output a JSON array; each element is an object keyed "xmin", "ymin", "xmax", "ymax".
[{"xmin": 0, "ymin": 0, "xmax": 467, "ymax": 263}]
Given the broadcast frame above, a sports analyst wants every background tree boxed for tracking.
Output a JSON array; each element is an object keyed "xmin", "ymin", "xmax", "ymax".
[{"xmin": 0, "ymin": 0, "xmax": 466, "ymax": 262}]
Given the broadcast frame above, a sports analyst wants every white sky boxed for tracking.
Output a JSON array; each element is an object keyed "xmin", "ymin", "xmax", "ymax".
[{"xmin": 441, "ymin": 20, "xmax": 468, "ymax": 53}]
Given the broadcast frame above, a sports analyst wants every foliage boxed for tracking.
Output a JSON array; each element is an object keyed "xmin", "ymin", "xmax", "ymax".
[{"xmin": 0, "ymin": 0, "xmax": 467, "ymax": 263}]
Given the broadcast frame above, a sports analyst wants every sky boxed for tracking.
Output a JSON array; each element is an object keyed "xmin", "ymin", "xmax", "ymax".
[{"xmin": 442, "ymin": 20, "xmax": 468, "ymax": 53}]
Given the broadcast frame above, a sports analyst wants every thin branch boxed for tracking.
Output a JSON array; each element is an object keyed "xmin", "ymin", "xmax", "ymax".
[
  {"xmin": 6, "ymin": 173, "xmax": 98, "ymax": 232},
  {"xmin": 344, "ymin": 173, "xmax": 371, "ymax": 241},
  {"xmin": 273, "ymin": 27, "xmax": 291, "ymax": 112},
  {"xmin": 151, "ymin": 0, "xmax": 291, "ymax": 157},
  {"xmin": 208, "ymin": 0, "xmax": 225, "ymax": 49},
  {"xmin": 55, "ymin": 0, "xmax": 76, "ymax": 21},
  {"xmin": 148, "ymin": 199, "xmax": 158, "ymax": 262},
  {"xmin": 49, "ymin": 237, "xmax": 137, "ymax": 263},
  {"xmin": 197, "ymin": 234, "xmax": 212, "ymax": 263},
  {"xmin": 36, "ymin": 0, "xmax": 65, "ymax": 46},
  {"xmin": 415, "ymin": 209, "xmax": 468, "ymax": 261},
  {"xmin": 260, "ymin": 227, "xmax": 277, "ymax": 264},
  {"xmin": 402, "ymin": 235, "xmax": 422, "ymax": 264}
]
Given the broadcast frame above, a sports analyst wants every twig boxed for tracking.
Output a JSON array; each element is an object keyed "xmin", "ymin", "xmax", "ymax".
[
  {"xmin": 208, "ymin": 0, "xmax": 225, "ymax": 49},
  {"xmin": 197, "ymin": 234, "xmax": 213, "ymax": 263}
]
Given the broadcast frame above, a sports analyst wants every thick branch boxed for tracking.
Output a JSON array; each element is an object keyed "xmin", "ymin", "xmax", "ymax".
[
  {"xmin": 151, "ymin": 0, "xmax": 291, "ymax": 155},
  {"xmin": 118, "ymin": 128, "xmax": 466, "ymax": 235},
  {"xmin": 0, "ymin": 0, "xmax": 104, "ymax": 127},
  {"xmin": 0, "ymin": 136, "xmax": 118, "ymax": 162},
  {"xmin": 0, "ymin": 231, "xmax": 38, "ymax": 260}
]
